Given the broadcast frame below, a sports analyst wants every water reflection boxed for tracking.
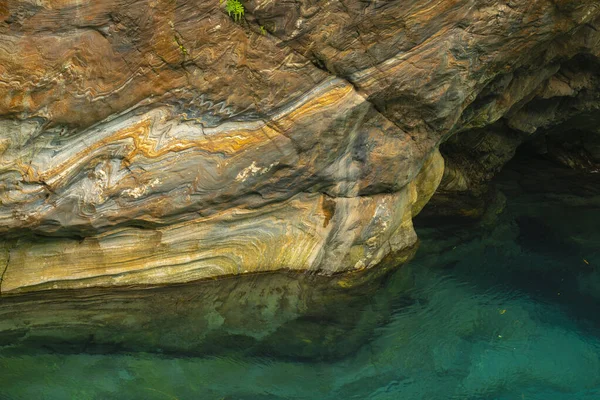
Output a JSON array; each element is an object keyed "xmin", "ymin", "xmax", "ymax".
[{"xmin": 0, "ymin": 266, "xmax": 403, "ymax": 360}]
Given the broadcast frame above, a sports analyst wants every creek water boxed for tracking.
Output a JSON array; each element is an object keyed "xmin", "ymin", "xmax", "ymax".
[{"xmin": 1, "ymin": 154, "xmax": 599, "ymax": 400}]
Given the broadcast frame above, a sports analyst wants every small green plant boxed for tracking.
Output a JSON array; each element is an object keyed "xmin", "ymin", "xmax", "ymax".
[
  {"xmin": 223, "ymin": 0, "xmax": 245, "ymax": 22},
  {"xmin": 259, "ymin": 25, "xmax": 267, "ymax": 35}
]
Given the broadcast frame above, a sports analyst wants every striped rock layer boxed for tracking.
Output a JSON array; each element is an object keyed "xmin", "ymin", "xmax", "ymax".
[{"xmin": 1, "ymin": 0, "xmax": 599, "ymax": 294}]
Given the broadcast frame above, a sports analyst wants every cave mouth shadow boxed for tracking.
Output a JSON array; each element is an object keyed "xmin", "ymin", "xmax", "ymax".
[{"xmin": 413, "ymin": 148, "xmax": 600, "ymax": 336}]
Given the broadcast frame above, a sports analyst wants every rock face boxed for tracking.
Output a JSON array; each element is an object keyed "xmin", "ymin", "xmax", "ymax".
[{"xmin": 1, "ymin": 0, "xmax": 600, "ymax": 294}]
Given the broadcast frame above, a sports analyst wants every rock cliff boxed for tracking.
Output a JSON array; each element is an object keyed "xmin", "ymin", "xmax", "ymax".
[{"xmin": 1, "ymin": 0, "xmax": 599, "ymax": 294}]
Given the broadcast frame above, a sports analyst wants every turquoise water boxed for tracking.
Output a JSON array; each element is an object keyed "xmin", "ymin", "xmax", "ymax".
[{"xmin": 1, "ymin": 156, "xmax": 600, "ymax": 399}]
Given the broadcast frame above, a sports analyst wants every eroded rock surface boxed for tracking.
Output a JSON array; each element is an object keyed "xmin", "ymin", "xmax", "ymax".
[{"xmin": 1, "ymin": 0, "xmax": 599, "ymax": 293}]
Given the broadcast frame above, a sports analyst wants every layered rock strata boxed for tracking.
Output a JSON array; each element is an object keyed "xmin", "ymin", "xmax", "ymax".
[{"xmin": 1, "ymin": 0, "xmax": 600, "ymax": 294}]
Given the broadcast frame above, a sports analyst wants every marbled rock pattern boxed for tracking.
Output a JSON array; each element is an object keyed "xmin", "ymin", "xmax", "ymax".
[{"xmin": 1, "ymin": 0, "xmax": 599, "ymax": 293}]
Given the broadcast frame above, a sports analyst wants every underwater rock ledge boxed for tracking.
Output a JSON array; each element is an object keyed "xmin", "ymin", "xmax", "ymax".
[{"xmin": 1, "ymin": 0, "xmax": 600, "ymax": 293}]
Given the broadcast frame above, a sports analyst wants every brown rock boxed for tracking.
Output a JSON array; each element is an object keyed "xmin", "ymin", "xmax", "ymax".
[{"xmin": 1, "ymin": 0, "xmax": 599, "ymax": 295}]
